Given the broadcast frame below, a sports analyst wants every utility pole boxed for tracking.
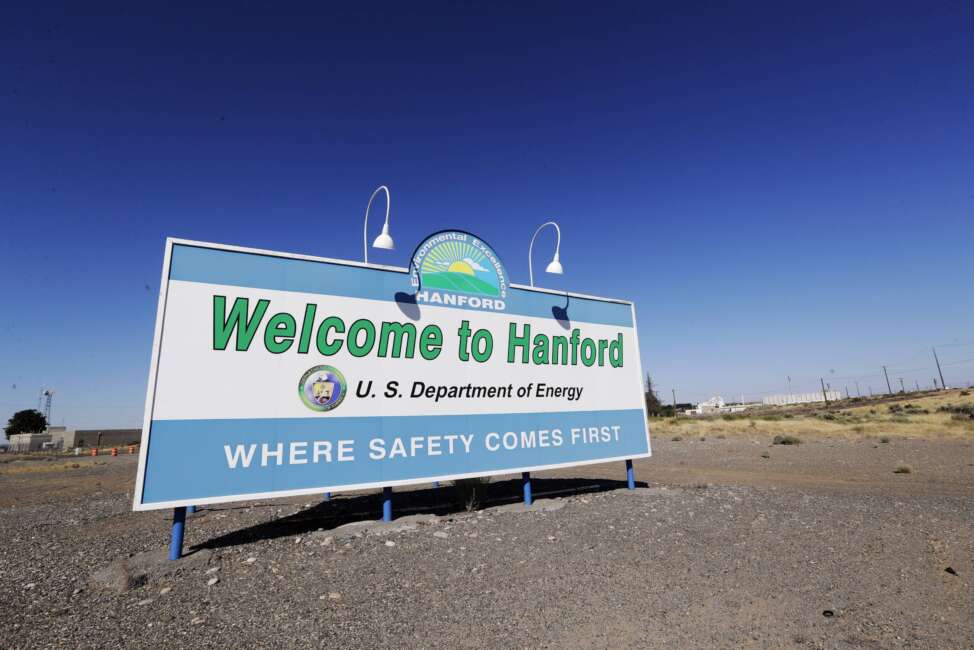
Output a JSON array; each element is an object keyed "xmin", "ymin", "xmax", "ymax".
[
  {"xmin": 869, "ymin": 385, "xmax": 873, "ymax": 396},
  {"xmin": 914, "ymin": 380, "xmax": 919, "ymax": 392},
  {"xmin": 883, "ymin": 366, "xmax": 892, "ymax": 394},
  {"xmin": 855, "ymin": 380, "xmax": 861, "ymax": 397},
  {"xmin": 933, "ymin": 347, "xmax": 946, "ymax": 390},
  {"xmin": 671, "ymin": 388, "xmax": 676, "ymax": 407},
  {"xmin": 899, "ymin": 378, "xmax": 905, "ymax": 393},
  {"xmin": 934, "ymin": 378, "xmax": 939, "ymax": 390},
  {"xmin": 820, "ymin": 377, "xmax": 829, "ymax": 407},
  {"xmin": 845, "ymin": 385, "xmax": 850, "ymax": 399}
]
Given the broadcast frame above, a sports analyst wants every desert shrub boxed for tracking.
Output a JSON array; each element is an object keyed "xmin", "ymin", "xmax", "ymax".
[
  {"xmin": 717, "ymin": 434, "xmax": 726, "ymax": 439},
  {"xmin": 772, "ymin": 434, "xmax": 801, "ymax": 445},
  {"xmin": 869, "ymin": 409, "xmax": 877, "ymax": 414},
  {"xmin": 699, "ymin": 437, "xmax": 706, "ymax": 442},
  {"xmin": 893, "ymin": 463, "xmax": 913, "ymax": 474},
  {"xmin": 951, "ymin": 413, "xmax": 974, "ymax": 422},
  {"xmin": 890, "ymin": 415, "xmax": 910, "ymax": 423},
  {"xmin": 938, "ymin": 404, "xmax": 974, "ymax": 417},
  {"xmin": 896, "ymin": 404, "xmax": 929, "ymax": 414},
  {"xmin": 960, "ymin": 390, "xmax": 970, "ymax": 396},
  {"xmin": 879, "ymin": 436, "xmax": 890, "ymax": 443},
  {"xmin": 760, "ymin": 451, "xmax": 770, "ymax": 459},
  {"xmin": 452, "ymin": 477, "xmax": 490, "ymax": 511},
  {"xmin": 671, "ymin": 435, "xmax": 683, "ymax": 441}
]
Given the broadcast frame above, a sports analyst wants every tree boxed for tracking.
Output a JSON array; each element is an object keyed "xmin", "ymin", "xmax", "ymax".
[
  {"xmin": 4, "ymin": 409, "xmax": 47, "ymax": 436},
  {"xmin": 644, "ymin": 374, "xmax": 664, "ymax": 416}
]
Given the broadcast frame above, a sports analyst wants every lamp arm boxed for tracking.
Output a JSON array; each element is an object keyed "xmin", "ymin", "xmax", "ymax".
[
  {"xmin": 528, "ymin": 221, "xmax": 561, "ymax": 287},
  {"xmin": 362, "ymin": 185, "xmax": 391, "ymax": 264}
]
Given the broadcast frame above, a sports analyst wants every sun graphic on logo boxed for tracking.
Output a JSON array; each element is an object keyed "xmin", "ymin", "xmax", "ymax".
[
  {"xmin": 420, "ymin": 240, "xmax": 500, "ymax": 296},
  {"xmin": 447, "ymin": 260, "xmax": 475, "ymax": 275}
]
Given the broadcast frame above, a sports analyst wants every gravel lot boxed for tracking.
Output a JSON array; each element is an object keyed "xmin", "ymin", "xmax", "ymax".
[{"xmin": 2, "ymin": 436, "xmax": 972, "ymax": 648}]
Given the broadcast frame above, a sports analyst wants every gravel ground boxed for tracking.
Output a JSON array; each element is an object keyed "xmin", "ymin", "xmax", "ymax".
[{"xmin": 2, "ymin": 437, "xmax": 972, "ymax": 648}]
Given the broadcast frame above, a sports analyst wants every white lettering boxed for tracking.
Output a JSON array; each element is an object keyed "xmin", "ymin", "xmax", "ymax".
[
  {"xmin": 224, "ymin": 444, "xmax": 256, "ymax": 469},
  {"xmin": 289, "ymin": 441, "xmax": 308, "ymax": 464},
  {"xmin": 261, "ymin": 443, "xmax": 284, "ymax": 467}
]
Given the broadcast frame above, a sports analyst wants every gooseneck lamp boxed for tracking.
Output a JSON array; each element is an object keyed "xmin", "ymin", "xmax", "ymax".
[
  {"xmin": 528, "ymin": 220, "xmax": 564, "ymax": 287},
  {"xmin": 363, "ymin": 185, "xmax": 394, "ymax": 264}
]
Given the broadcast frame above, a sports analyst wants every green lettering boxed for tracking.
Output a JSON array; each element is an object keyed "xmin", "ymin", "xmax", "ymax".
[
  {"xmin": 532, "ymin": 333, "xmax": 549, "ymax": 365},
  {"xmin": 316, "ymin": 316, "xmax": 345, "ymax": 356},
  {"xmin": 420, "ymin": 325, "xmax": 443, "ymax": 360},
  {"xmin": 347, "ymin": 319, "xmax": 376, "ymax": 357},
  {"xmin": 471, "ymin": 329, "xmax": 493, "ymax": 363},
  {"xmin": 507, "ymin": 322, "xmax": 530, "ymax": 363},
  {"xmin": 609, "ymin": 333, "xmax": 624, "ymax": 367},
  {"xmin": 378, "ymin": 322, "xmax": 417, "ymax": 358},
  {"xmin": 213, "ymin": 296, "xmax": 270, "ymax": 352},
  {"xmin": 297, "ymin": 303, "xmax": 317, "ymax": 353},
  {"xmin": 264, "ymin": 313, "xmax": 296, "ymax": 354}
]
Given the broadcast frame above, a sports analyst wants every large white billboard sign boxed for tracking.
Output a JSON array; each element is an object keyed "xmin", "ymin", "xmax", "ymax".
[{"xmin": 134, "ymin": 234, "xmax": 651, "ymax": 510}]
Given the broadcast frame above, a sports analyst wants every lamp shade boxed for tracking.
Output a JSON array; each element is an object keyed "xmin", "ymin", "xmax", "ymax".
[
  {"xmin": 372, "ymin": 223, "xmax": 395, "ymax": 250},
  {"xmin": 545, "ymin": 256, "xmax": 563, "ymax": 275}
]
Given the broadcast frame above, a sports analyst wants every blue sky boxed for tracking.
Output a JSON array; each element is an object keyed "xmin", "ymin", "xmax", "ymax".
[{"xmin": 1, "ymin": 2, "xmax": 972, "ymax": 430}]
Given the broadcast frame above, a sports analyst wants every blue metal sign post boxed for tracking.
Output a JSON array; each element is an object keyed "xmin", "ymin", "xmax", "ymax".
[
  {"xmin": 168, "ymin": 506, "xmax": 186, "ymax": 561},
  {"xmin": 382, "ymin": 487, "xmax": 393, "ymax": 522},
  {"xmin": 522, "ymin": 472, "xmax": 533, "ymax": 506},
  {"xmin": 625, "ymin": 459, "xmax": 635, "ymax": 489}
]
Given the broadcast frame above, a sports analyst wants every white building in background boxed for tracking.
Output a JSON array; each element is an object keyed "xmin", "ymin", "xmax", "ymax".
[
  {"xmin": 688, "ymin": 396, "xmax": 750, "ymax": 416},
  {"xmin": 763, "ymin": 391, "xmax": 841, "ymax": 406},
  {"xmin": 696, "ymin": 396, "xmax": 725, "ymax": 414}
]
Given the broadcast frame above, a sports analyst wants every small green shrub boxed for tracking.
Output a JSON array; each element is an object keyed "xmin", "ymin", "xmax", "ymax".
[
  {"xmin": 960, "ymin": 390, "xmax": 970, "ymax": 396},
  {"xmin": 772, "ymin": 434, "xmax": 802, "ymax": 445},
  {"xmin": 760, "ymin": 451, "xmax": 770, "ymax": 459},
  {"xmin": 671, "ymin": 435, "xmax": 683, "ymax": 442},
  {"xmin": 893, "ymin": 463, "xmax": 913, "ymax": 474},
  {"xmin": 879, "ymin": 436, "xmax": 890, "ymax": 443},
  {"xmin": 452, "ymin": 477, "xmax": 490, "ymax": 511}
]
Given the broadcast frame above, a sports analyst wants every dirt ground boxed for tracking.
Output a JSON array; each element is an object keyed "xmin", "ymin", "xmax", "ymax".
[{"xmin": 2, "ymin": 432, "xmax": 972, "ymax": 648}]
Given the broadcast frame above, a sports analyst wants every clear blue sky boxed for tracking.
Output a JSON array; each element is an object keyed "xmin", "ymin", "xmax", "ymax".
[{"xmin": 1, "ymin": 2, "xmax": 972, "ymax": 430}]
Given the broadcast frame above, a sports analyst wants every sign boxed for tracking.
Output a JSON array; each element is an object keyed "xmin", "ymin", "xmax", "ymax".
[{"xmin": 133, "ymin": 234, "xmax": 651, "ymax": 510}]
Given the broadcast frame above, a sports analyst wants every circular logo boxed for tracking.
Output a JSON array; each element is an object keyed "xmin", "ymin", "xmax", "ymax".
[{"xmin": 298, "ymin": 365, "xmax": 347, "ymax": 412}]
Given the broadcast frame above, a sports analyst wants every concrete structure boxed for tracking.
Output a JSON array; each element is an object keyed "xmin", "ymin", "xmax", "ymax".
[
  {"xmin": 8, "ymin": 432, "xmax": 53, "ymax": 452},
  {"xmin": 763, "ymin": 391, "xmax": 841, "ymax": 406},
  {"xmin": 71, "ymin": 428, "xmax": 141, "ymax": 448},
  {"xmin": 9, "ymin": 427, "xmax": 141, "ymax": 451}
]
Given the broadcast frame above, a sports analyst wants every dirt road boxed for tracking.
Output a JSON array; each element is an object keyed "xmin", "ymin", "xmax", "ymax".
[{"xmin": 2, "ymin": 436, "xmax": 972, "ymax": 648}]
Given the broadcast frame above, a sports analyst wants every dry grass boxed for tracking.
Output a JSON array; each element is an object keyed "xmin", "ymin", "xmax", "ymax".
[
  {"xmin": 0, "ymin": 461, "xmax": 94, "ymax": 475},
  {"xmin": 652, "ymin": 389, "xmax": 974, "ymax": 441}
]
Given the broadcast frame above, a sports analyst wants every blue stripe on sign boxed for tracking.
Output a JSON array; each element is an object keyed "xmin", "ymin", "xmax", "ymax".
[
  {"xmin": 169, "ymin": 244, "xmax": 634, "ymax": 327},
  {"xmin": 141, "ymin": 409, "xmax": 649, "ymax": 504}
]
